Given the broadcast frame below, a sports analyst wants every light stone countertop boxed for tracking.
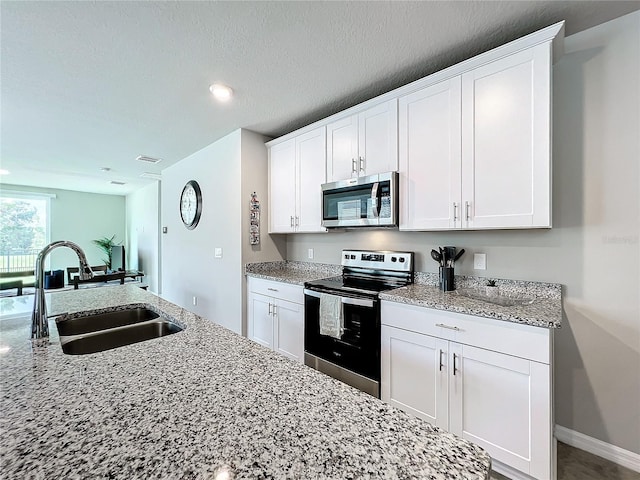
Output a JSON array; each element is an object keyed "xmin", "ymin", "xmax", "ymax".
[
  {"xmin": 245, "ymin": 260, "xmax": 342, "ymax": 286},
  {"xmin": 380, "ymin": 283, "xmax": 562, "ymax": 329},
  {"xmin": 0, "ymin": 285, "xmax": 491, "ymax": 479},
  {"xmin": 245, "ymin": 262, "xmax": 562, "ymax": 329}
]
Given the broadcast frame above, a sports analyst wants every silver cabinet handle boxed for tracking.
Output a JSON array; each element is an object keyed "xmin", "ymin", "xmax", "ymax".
[
  {"xmin": 359, "ymin": 156, "xmax": 365, "ymax": 173},
  {"xmin": 268, "ymin": 303, "xmax": 272, "ymax": 315},
  {"xmin": 272, "ymin": 304, "xmax": 277, "ymax": 316},
  {"xmin": 295, "ymin": 216, "xmax": 299, "ymax": 227},
  {"xmin": 453, "ymin": 203, "xmax": 458, "ymax": 222},
  {"xmin": 435, "ymin": 323, "xmax": 462, "ymax": 331},
  {"xmin": 290, "ymin": 216, "xmax": 294, "ymax": 228},
  {"xmin": 439, "ymin": 349, "xmax": 444, "ymax": 371},
  {"xmin": 453, "ymin": 353, "xmax": 458, "ymax": 376},
  {"xmin": 267, "ymin": 288, "xmax": 278, "ymax": 292},
  {"xmin": 351, "ymin": 158, "xmax": 357, "ymax": 173},
  {"xmin": 465, "ymin": 201, "xmax": 471, "ymax": 221}
]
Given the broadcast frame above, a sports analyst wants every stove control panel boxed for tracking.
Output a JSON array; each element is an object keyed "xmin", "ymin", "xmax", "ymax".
[{"xmin": 342, "ymin": 250, "xmax": 413, "ymax": 272}]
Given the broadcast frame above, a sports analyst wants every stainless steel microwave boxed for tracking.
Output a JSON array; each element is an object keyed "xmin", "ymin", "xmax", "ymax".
[{"xmin": 321, "ymin": 172, "xmax": 398, "ymax": 228}]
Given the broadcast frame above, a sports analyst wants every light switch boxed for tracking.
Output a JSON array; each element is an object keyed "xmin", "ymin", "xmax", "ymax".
[
  {"xmin": 214, "ymin": 248, "xmax": 223, "ymax": 258},
  {"xmin": 474, "ymin": 253, "xmax": 487, "ymax": 270}
]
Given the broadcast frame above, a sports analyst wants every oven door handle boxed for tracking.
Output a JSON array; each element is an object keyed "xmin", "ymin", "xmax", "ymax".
[{"xmin": 304, "ymin": 289, "xmax": 375, "ymax": 308}]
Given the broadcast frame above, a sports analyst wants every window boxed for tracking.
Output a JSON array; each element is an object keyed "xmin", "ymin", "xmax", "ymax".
[{"xmin": 0, "ymin": 192, "xmax": 51, "ymax": 273}]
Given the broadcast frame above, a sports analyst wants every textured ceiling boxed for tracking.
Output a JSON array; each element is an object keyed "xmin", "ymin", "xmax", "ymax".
[{"xmin": 1, "ymin": 1, "xmax": 639, "ymax": 195}]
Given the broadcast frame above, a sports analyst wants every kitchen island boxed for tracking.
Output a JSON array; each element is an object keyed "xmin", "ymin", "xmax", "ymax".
[{"xmin": 0, "ymin": 285, "xmax": 491, "ymax": 479}]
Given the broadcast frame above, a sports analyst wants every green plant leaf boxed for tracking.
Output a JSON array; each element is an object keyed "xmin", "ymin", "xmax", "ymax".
[{"xmin": 92, "ymin": 235, "xmax": 118, "ymax": 268}]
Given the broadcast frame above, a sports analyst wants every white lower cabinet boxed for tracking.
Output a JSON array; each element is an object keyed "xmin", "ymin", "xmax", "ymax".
[
  {"xmin": 381, "ymin": 301, "xmax": 554, "ymax": 480},
  {"xmin": 247, "ymin": 277, "xmax": 304, "ymax": 363}
]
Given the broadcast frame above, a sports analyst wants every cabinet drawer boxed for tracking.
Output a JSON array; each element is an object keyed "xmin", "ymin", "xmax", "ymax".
[
  {"xmin": 381, "ymin": 301, "xmax": 551, "ymax": 364},
  {"xmin": 247, "ymin": 277, "xmax": 304, "ymax": 304}
]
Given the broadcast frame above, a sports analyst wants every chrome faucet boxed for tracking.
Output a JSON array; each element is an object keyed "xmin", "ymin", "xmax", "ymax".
[{"xmin": 31, "ymin": 240, "xmax": 94, "ymax": 341}]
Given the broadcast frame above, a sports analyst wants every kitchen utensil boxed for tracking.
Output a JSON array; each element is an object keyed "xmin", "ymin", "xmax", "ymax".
[
  {"xmin": 453, "ymin": 248, "xmax": 466, "ymax": 263},
  {"xmin": 431, "ymin": 249, "xmax": 442, "ymax": 264}
]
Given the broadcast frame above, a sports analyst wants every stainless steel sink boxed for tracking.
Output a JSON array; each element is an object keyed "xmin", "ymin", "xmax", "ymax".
[
  {"xmin": 55, "ymin": 307, "xmax": 183, "ymax": 355},
  {"xmin": 56, "ymin": 307, "xmax": 161, "ymax": 336}
]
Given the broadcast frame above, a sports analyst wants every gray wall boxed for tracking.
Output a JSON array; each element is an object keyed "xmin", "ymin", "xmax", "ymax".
[
  {"xmin": 125, "ymin": 182, "xmax": 161, "ymax": 293},
  {"xmin": 286, "ymin": 12, "xmax": 640, "ymax": 455},
  {"xmin": 0, "ymin": 183, "xmax": 126, "ymax": 273},
  {"xmin": 160, "ymin": 129, "xmax": 284, "ymax": 334}
]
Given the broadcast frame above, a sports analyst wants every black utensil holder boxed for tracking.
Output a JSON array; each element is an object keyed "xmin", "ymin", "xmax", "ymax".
[{"xmin": 439, "ymin": 266, "xmax": 455, "ymax": 292}]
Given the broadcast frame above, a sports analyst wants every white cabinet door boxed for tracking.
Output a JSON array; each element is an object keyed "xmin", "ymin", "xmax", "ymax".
[
  {"xmin": 274, "ymin": 298, "xmax": 304, "ymax": 363},
  {"xmin": 461, "ymin": 44, "xmax": 552, "ymax": 228},
  {"xmin": 247, "ymin": 292, "xmax": 274, "ymax": 349},
  {"xmin": 326, "ymin": 115, "xmax": 358, "ymax": 182},
  {"xmin": 358, "ymin": 99, "xmax": 398, "ymax": 177},
  {"xmin": 269, "ymin": 139, "xmax": 296, "ymax": 233},
  {"xmin": 449, "ymin": 344, "xmax": 552, "ymax": 480},
  {"xmin": 296, "ymin": 127, "xmax": 326, "ymax": 232},
  {"xmin": 381, "ymin": 326, "xmax": 449, "ymax": 429},
  {"xmin": 326, "ymin": 100, "xmax": 398, "ymax": 182},
  {"xmin": 399, "ymin": 78, "xmax": 462, "ymax": 230}
]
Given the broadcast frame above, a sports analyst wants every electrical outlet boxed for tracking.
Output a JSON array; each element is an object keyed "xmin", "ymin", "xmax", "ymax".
[
  {"xmin": 308, "ymin": 248, "xmax": 314, "ymax": 260},
  {"xmin": 474, "ymin": 253, "xmax": 487, "ymax": 270},
  {"xmin": 192, "ymin": 296, "xmax": 197, "ymax": 306},
  {"xmin": 214, "ymin": 248, "xmax": 222, "ymax": 258}
]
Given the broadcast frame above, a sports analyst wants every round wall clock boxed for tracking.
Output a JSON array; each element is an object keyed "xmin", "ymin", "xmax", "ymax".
[{"xmin": 180, "ymin": 180, "xmax": 202, "ymax": 230}]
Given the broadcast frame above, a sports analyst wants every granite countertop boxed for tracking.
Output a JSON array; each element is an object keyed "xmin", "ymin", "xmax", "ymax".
[
  {"xmin": 0, "ymin": 285, "xmax": 491, "ymax": 479},
  {"xmin": 245, "ymin": 262, "xmax": 562, "ymax": 329},
  {"xmin": 245, "ymin": 260, "xmax": 342, "ymax": 286},
  {"xmin": 380, "ymin": 273, "xmax": 562, "ymax": 329}
]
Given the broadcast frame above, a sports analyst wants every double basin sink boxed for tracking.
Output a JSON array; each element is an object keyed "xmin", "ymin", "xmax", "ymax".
[{"xmin": 55, "ymin": 306, "xmax": 183, "ymax": 355}]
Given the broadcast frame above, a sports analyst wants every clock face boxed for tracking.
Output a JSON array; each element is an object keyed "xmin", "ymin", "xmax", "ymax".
[{"xmin": 180, "ymin": 180, "xmax": 202, "ymax": 229}]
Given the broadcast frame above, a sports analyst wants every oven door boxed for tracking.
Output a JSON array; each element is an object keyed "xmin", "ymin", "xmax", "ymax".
[{"xmin": 303, "ymin": 289, "xmax": 380, "ymax": 385}]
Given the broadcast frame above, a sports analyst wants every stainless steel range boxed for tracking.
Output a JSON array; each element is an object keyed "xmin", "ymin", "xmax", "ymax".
[{"xmin": 303, "ymin": 250, "xmax": 414, "ymax": 397}]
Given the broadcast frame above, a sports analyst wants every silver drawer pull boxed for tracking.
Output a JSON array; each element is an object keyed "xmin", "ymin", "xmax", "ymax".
[
  {"xmin": 435, "ymin": 323, "xmax": 462, "ymax": 331},
  {"xmin": 267, "ymin": 288, "xmax": 278, "ymax": 292}
]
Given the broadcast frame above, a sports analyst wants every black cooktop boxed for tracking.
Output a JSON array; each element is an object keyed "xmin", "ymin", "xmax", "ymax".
[{"xmin": 305, "ymin": 275, "xmax": 406, "ymax": 297}]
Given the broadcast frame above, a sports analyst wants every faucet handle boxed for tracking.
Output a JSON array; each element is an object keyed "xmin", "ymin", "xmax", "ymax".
[{"xmin": 79, "ymin": 263, "xmax": 94, "ymax": 280}]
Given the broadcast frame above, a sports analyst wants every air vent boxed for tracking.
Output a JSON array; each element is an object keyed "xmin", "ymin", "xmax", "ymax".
[
  {"xmin": 110, "ymin": 181, "xmax": 126, "ymax": 185},
  {"xmin": 136, "ymin": 155, "xmax": 162, "ymax": 164},
  {"xmin": 140, "ymin": 172, "xmax": 162, "ymax": 180}
]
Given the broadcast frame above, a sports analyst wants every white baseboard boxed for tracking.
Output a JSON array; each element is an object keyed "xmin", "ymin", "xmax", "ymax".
[
  {"xmin": 491, "ymin": 459, "xmax": 537, "ymax": 480},
  {"xmin": 555, "ymin": 425, "xmax": 640, "ymax": 474}
]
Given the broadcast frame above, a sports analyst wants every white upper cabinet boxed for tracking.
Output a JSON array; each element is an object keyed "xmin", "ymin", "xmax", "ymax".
[
  {"xmin": 269, "ymin": 127, "xmax": 326, "ymax": 233},
  {"xmin": 399, "ymin": 43, "xmax": 553, "ymax": 230},
  {"xmin": 269, "ymin": 139, "xmax": 297, "ymax": 233},
  {"xmin": 268, "ymin": 22, "xmax": 562, "ymax": 232},
  {"xmin": 327, "ymin": 99, "xmax": 398, "ymax": 182},
  {"xmin": 461, "ymin": 44, "xmax": 552, "ymax": 229},
  {"xmin": 296, "ymin": 127, "xmax": 327, "ymax": 232},
  {"xmin": 326, "ymin": 115, "xmax": 358, "ymax": 181},
  {"xmin": 399, "ymin": 77, "xmax": 462, "ymax": 230}
]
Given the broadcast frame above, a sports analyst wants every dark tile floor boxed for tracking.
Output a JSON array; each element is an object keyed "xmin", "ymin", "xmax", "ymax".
[{"xmin": 491, "ymin": 442, "xmax": 640, "ymax": 480}]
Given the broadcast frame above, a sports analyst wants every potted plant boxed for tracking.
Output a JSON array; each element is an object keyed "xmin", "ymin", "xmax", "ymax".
[
  {"xmin": 92, "ymin": 235, "xmax": 118, "ymax": 271},
  {"xmin": 485, "ymin": 279, "xmax": 499, "ymax": 297}
]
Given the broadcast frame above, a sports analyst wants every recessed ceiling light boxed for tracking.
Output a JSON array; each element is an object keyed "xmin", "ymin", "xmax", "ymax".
[
  {"xmin": 140, "ymin": 172, "xmax": 162, "ymax": 180},
  {"xmin": 110, "ymin": 181, "xmax": 126, "ymax": 186},
  {"xmin": 136, "ymin": 155, "xmax": 162, "ymax": 164},
  {"xmin": 209, "ymin": 83, "xmax": 233, "ymax": 102},
  {"xmin": 0, "ymin": 169, "xmax": 9, "ymax": 175}
]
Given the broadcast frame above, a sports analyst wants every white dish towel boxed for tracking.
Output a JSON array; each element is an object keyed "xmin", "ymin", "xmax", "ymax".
[{"xmin": 319, "ymin": 293, "xmax": 343, "ymax": 339}]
